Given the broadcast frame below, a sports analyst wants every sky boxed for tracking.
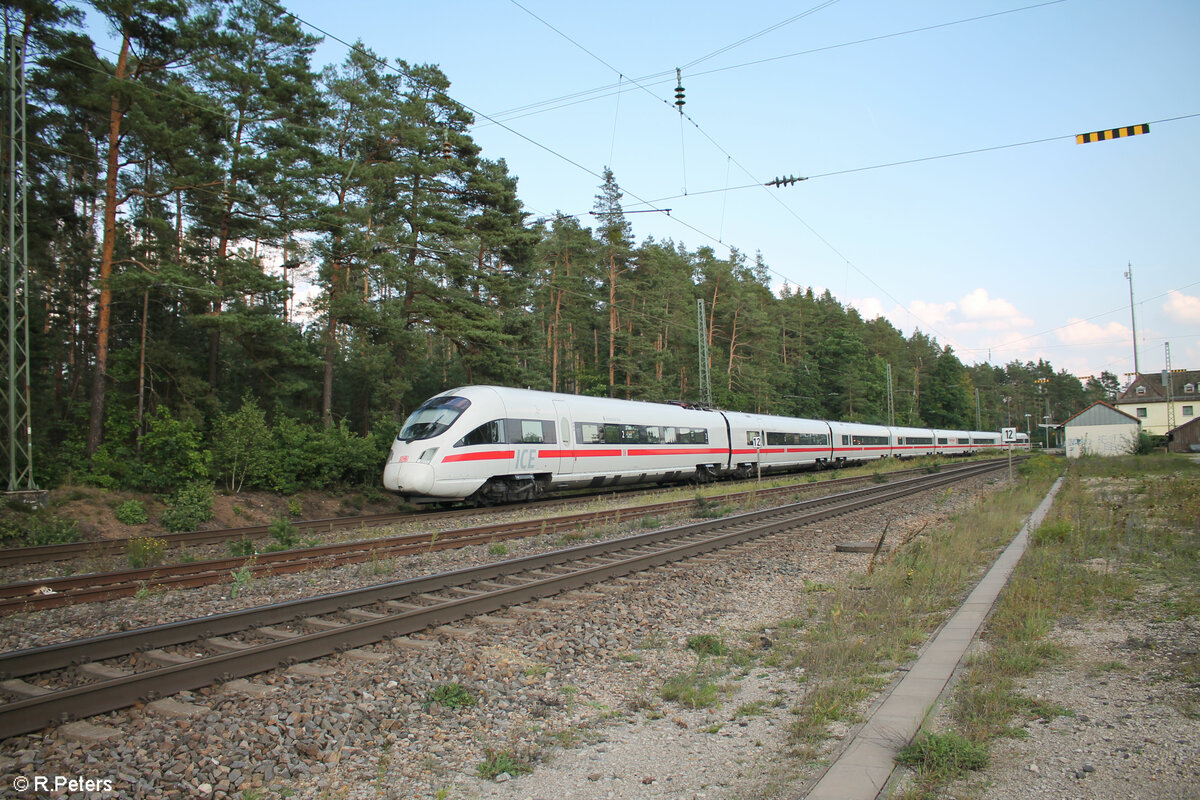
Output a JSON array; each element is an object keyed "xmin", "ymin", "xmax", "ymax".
[{"xmin": 98, "ymin": 0, "xmax": 1200, "ymax": 383}]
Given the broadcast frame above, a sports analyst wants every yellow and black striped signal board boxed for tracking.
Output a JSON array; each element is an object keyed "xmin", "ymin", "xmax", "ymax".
[{"xmin": 1076, "ymin": 123, "xmax": 1150, "ymax": 144}]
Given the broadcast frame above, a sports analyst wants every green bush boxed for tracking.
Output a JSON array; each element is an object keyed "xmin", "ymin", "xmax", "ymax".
[
  {"xmin": 160, "ymin": 483, "xmax": 214, "ymax": 532},
  {"xmin": 265, "ymin": 415, "xmax": 389, "ymax": 493},
  {"xmin": 0, "ymin": 514, "xmax": 81, "ymax": 547},
  {"xmin": 115, "ymin": 499, "xmax": 149, "ymax": 526},
  {"xmin": 212, "ymin": 399, "xmax": 273, "ymax": 493},
  {"xmin": 136, "ymin": 407, "xmax": 210, "ymax": 492},
  {"xmin": 307, "ymin": 420, "xmax": 383, "ymax": 488},
  {"xmin": 267, "ymin": 414, "xmax": 315, "ymax": 494}
]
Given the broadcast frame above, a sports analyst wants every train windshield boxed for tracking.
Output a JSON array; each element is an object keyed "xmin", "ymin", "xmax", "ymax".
[{"xmin": 398, "ymin": 396, "xmax": 472, "ymax": 442}]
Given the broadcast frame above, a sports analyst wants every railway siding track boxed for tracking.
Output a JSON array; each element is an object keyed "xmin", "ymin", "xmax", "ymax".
[
  {"xmin": 0, "ymin": 463, "xmax": 970, "ymax": 614},
  {"xmin": 0, "ymin": 459, "xmax": 1011, "ymax": 741}
]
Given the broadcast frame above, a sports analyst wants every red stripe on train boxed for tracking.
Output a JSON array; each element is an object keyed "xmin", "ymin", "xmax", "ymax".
[{"xmin": 441, "ymin": 451, "xmax": 515, "ymax": 463}]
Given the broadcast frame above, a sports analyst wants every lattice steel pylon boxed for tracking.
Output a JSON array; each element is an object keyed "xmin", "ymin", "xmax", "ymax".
[
  {"xmin": 2, "ymin": 34, "xmax": 34, "ymax": 491},
  {"xmin": 696, "ymin": 299, "xmax": 712, "ymax": 406}
]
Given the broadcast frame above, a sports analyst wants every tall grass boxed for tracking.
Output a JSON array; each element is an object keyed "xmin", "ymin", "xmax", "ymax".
[
  {"xmin": 905, "ymin": 453, "xmax": 1200, "ymax": 798},
  {"xmin": 778, "ymin": 455, "xmax": 1065, "ymax": 759}
]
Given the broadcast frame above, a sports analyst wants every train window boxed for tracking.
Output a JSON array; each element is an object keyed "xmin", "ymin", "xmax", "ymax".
[
  {"xmin": 577, "ymin": 423, "xmax": 605, "ymax": 444},
  {"xmin": 575, "ymin": 422, "xmax": 707, "ymax": 445},
  {"xmin": 505, "ymin": 419, "xmax": 555, "ymax": 444},
  {"xmin": 896, "ymin": 437, "xmax": 904, "ymax": 445},
  {"xmin": 937, "ymin": 437, "xmax": 948, "ymax": 444},
  {"xmin": 906, "ymin": 436, "xmax": 933, "ymax": 445},
  {"xmin": 767, "ymin": 431, "xmax": 828, "ymax": 446},
  {"xmin": 399, "ymin": 395, "xmax": 471, "ymax": 442},
  {"xmin": 455, "ymin": 420, "xmax": 502, "ymax": 447},
  {"xmin": 851, "ymin": 435, "xmax": 889, "ymax": 446},
  {"xmin": 842, "ymin": 435, "xmax": 849, "ymax": 446}
]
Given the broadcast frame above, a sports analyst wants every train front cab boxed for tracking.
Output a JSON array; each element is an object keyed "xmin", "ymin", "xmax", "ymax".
[{"xmin": 384, "ymin": 386, "xmax": 567, "ymax": 504}]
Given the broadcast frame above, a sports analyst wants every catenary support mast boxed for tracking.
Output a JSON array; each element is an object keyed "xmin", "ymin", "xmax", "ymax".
[{"xmin": 2, "ymin": 34, "xmax": 34, "ymax": 492}]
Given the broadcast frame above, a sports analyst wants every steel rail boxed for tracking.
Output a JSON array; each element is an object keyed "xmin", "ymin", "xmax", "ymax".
[
  {"xmin": 0, "ymin": 461, "xmax": 977, "ymax": 567},
  {"xmin": 0, "ymin": 460, "xmax": 1010, "ymax": 739},
  {"xmin": 0, "ymin": 463, "xmax": 973, "ymax": 614},
  {"xmin": 0, "ymin": 460, "xmax": 1004, "ymax": 675}
]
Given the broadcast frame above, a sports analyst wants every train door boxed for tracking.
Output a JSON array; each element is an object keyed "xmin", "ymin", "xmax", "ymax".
[{"xmin": 552, "ymin": 399, "xmax": 573, "ymax": 479}]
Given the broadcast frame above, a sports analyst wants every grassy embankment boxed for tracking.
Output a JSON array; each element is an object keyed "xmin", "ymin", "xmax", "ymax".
[{"xmin": 893, "ymin": 454, "xmax": 1200, "ymax": 798}]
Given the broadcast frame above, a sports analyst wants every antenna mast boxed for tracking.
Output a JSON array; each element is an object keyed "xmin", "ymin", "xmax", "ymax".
[{"xmin": 1124, "ymin": 263, "xmax": 1140, "ymax": 377}]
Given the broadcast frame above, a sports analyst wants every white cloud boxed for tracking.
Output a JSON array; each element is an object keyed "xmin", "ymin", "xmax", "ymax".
[
  {"xmin": 960, "ymin": 288, "xmax": 1010, "ymax": 319},
  {"xmin": 1164, "ymin": 290, "xmax": 1200, "ymax": 324},
  {"xmin": 907, "ymin": 299, "xmax": 957, "ymax": 328},
  {"xmin": 958, "ymin": 288, "xmax": 1033, "ymax": 327},
  {"xmin": 847, "ymin": 296, "xmax": 885, "ymax": 320},
  {"xmin": 1056, "ymin": 318, "xmax": 1131, "ymax": 346}
]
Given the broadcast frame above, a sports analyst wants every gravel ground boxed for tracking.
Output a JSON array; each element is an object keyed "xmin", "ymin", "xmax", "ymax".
[
  {"xmin": 920, "ymin": 588, "xmax": 1200, "ymax": 800},
  {"xmin": 0, "ymin": 473, "xmax": 1020, "ymax": 799}
]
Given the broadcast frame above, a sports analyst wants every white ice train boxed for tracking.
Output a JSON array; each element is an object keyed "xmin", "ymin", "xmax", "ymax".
[{"xmin": 382, "ymin": 385, "xmax": 1009, "ymax": 504}]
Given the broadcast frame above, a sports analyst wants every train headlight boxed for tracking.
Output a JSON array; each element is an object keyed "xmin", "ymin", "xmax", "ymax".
[{"xmin": 417, "ymin": 448, "xmax": 439, "ymax": 464}]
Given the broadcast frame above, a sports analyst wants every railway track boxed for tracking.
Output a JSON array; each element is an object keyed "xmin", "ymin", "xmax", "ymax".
[
  {"xmin": 0, "ymin": 458, "xmax": 1011, "ymax": 740},
  {"xmin": 0, "ymin": 462, "xmax": 991, "ymax": 614},
  {"xmin": 0, "ymin": 460, "xmax": 986, "ymax": 568}
]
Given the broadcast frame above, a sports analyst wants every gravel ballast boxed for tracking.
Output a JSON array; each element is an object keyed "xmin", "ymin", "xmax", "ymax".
[{"xmin": 5, "ymin": 468, "xmax": 1193, "ymax": 800}]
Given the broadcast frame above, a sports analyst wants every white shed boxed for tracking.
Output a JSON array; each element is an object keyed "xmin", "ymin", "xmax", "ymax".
[{"xmin": 1062, "ymin": 401, "xmax": 1140, "ymax": 458}]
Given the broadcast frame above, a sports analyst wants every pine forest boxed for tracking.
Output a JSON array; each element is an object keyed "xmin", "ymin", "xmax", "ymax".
[{"xmin": 2, "ymin": 1, "xmax": 1119, "ymax": 496}]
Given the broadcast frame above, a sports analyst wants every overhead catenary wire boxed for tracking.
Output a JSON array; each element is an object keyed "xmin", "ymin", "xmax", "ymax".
[
  {"xmin": 678, "ymin": 0, "xmax": 842, "ymax": 71},
  {"xmin": 502, "ymin": 0, "xmax": 946, "ymax": 338},
  {"xmin": 479, "ymin": 0, "xmax": 1070, "ymax": 127}
]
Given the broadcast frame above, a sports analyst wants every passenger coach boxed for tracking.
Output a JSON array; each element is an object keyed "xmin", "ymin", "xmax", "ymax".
[{"xmin": 383, "ymin": 386, "xmax": 1003, "ymax": 504}]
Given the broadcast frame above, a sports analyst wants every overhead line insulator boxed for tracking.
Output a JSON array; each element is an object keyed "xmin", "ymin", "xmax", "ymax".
[
  {"xmin": 674, "ymin": 67, "xmax": 685, "ymax": 112},
  {"xmin": 767, "ymin": 174, "xmax": 808, "ymax": 188}
]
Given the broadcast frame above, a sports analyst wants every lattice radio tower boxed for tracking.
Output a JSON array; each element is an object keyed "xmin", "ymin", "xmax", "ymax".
[{"xmin": 2, "ymin": 34, "xmax": 34, "ymax": 492}]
